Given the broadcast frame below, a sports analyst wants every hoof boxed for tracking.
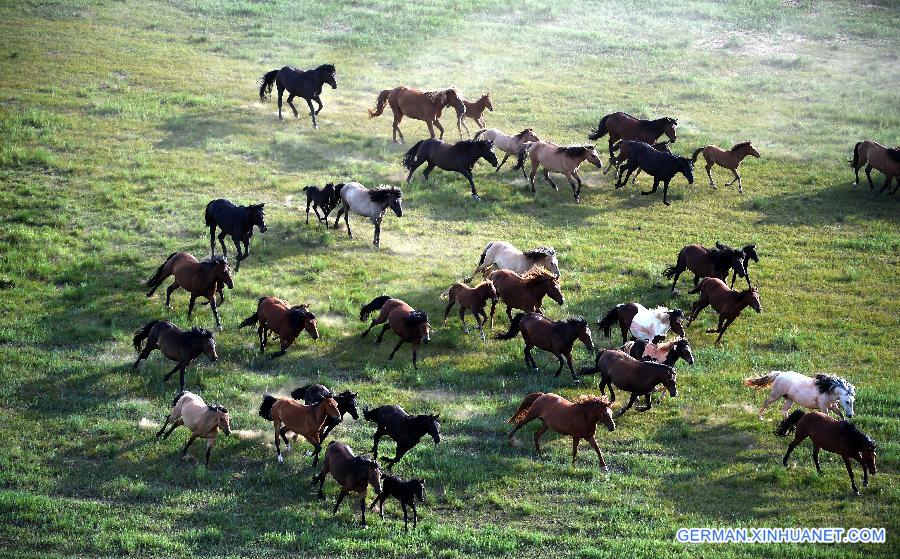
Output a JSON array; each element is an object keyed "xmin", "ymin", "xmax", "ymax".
[
  {"xmin": 471, "ymin": 194, "xmax": 481, "ymax": 201},
  {"xmin": 277, "ymin": 454, "xmax": 284, "ymax": 464},
  {"xmin": 285, "ymin": 444, "xmax": 292, "ymax": 452}
]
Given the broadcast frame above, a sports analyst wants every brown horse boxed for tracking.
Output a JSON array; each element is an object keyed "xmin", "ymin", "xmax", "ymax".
[
  {"xmin": 691, "ymin": 141, "xmax": 760, "ymax": 193},
  {"xmin": 512, "ymin": 142, "xmax": 604, "ymax": 202},
  {"xmin": 582, "ymin": 349, "xmax": 677, "ymax": 418},
  {"xmin": 777, "ymin": 410, "xmax": 878, "ymax": 495},
  {"xmin": 368, "ymin": 86, "xmax": 465, "ymax": 143},
  {"xmin": 588, "ymin": 112, "xmax": 678, "ymax": 160},
  {"xmin": 663, "ymin": 242, "xmax": 749, "ymax": 293},
  {"xmin": 145, "ymin": 252, "xmax": 234, "ymax": 329},
  {"xmin": 508, "ymin": 393, "xmax": 615, "ymax": 470},
  {"xmin": 489, "ymin": 267, "xmax": 565, "ymax": 324},
  {"xmin": 259, "ymin": 394, "xmax": 340, "ymax": 466},
  {"xmin": 313, "ymin": 441, "xmax": 382, "ymax": 527},
  {"xmin": 686, "ymin": 277, "xmax": 761, "ymax": 344},
  {"xmin": 359, "ymin": 296, "xmax": 431, "ymax": 368},
  {"xmin": 442, "ymin": 280, "xmax": 498, "ymax": 340},
  {"xmin": 238, "ymin": 296, "xmax": 319, "ymax": 358},
  {"xmin": 851, "ymin": 140, "xmax": 900, "ymax": 194},
  {"xmin": 457, "ymin": 93, "xmax": 493, "ymax": 137},
  {"xmin": 156, "ymin": 391, "xmax": 231, "ymax": 467},
  {"xmin": 495, "ymin": 313, "xmax": 594, "ymax": 380},
  {"xmin": 132, "ymin": 320, "xmax": 217, "ymax": 391}
]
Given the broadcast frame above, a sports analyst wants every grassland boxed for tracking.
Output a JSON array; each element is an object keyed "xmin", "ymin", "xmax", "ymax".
[{"xmin": 0, "ymin": 0, "xmax": 898, "ymax": 557}]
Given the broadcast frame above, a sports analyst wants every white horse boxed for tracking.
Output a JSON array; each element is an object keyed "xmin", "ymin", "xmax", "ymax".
[
  {"xmin": 333, "ymin": 182, "xmax": 403, "ymax": 248},
  {"xmin": 464, "ymin": 241, "xmax": 559, "ymax": 282},
  {"xmin": 744, "ymin": 371, "xmax": 856, "ymax": 420},
  {"xmin": 629, "ymin": 305, "xmax": 681, "ymax": 342},
  {"xmin": 156, "ymin": 391, "xmax": 232, "ymax": 467},
  {"xmin": 474, "ymin": 128, "xmax": 540, "ymax": 171}
]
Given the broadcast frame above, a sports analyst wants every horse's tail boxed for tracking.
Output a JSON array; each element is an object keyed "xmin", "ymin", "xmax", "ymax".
[
  {"xmin": 439, "ymin": 285, "xmax": 455, "ymax": 300},
  {"xmin": 204, "ymin": 200, "xmax": 217, "ymax": 227},
  {"xmin": 402, "ymin": 140, "xmax": 424, "ymax": 171},
  {"xmin": 691, "ymin": 147, "xmax": 705, "ymax": 164},
  {"xmin": 238, "ymin": 311, "xmax": 259, "ymax": 329},
  {"xmin": 145, "ymin": 252, "xmax": 177, "ymax": 291},
  {"xmin": 171, "ymin": 391, "xmax": 187, "ymax": 408},
  {"xmin": 597, "ymin": 305, "xmax": 620, "ymax": 338},
  {"xmin": 258, "ymin": 69, "xmax": 279, "ymax": 102},
  {"xmin": 360, "ymin": 295, "xmax": 391, "ymax": 321},
  {"xmin": 588, "ymin": 115, "xmax": 609, "ymax": 140},
  {"xmin": 132, "ymin": 320, "xmax": 160, "ymax": 351},
  {"xmin": 494, "ymin": 312, "xmax": 524, "ymax": 340},
  {"xmin": 290, "ymin": 385, "xmax": 310, "ymax": 401},
  {"xmin": 367, "ymin": 89, "xmax": 391, "ymax": 118},
  {"xmin": 511, "ymin": 143, "xmax": 531, "ymax": 171},
  {"xmin": 663, "ymin": 263, "xmax": 679, "ymax": 279},
  {"xmin": 743, "ymin": 372, "xmax": 779, "ymax": 389},
  {"xmin": 259, "ymin": 394, "xmax": 277, "ymax": 421},
  {"xmin": 775, "ymin": 410, "xmax": 805, "ymax": 437},
  {"xmin": 851, "ymin": 141, "xmax": 862, "ymax": 168},
  {"xmin": 509, "ymin": 392, "xmax": 544, "ymax": 424},
  {"xmin": 473, "ymin": 129, "xmax": 486, "ymax": 140}
]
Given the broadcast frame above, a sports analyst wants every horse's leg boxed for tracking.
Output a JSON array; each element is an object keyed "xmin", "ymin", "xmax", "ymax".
[
  {"xmin": 842, "ymin": 456, "xmax": 860, "ymax": 495},
  {"xmin": 426, "ymin": 120, "xmax": 436, "ymax": 139},
  {"xmin": 333, "ymin": 205, "xmax": 344, "ymax": 229},
  {"xmin": 180, "ymin": 435, "xmax": 197, "ymax": 460},
  {"xmin": 333, "ymin": 489, "xmax": 349, "ymax": 515},
  {"xmin": 614, "ymin": 393, "xmax": 639, "ymax": 418},
  {"xmin": 879, "ymin": 172, "xmax": 893, "ymax": 194},
  {"xmin": 162, "ymin": 361, "xmax": 184, "ymax": 383},
  {"xmin": 533, "ymin": 420, "xmax": 549, "ymax": 453},
  {"xmin": 662, "ymin": 179, "xmax": 672, "ymax": 206},
  {"xmin": 373, "ymin": 216, "xmax": 382, "ymax": 248},
  {"xmin": 178, "ymin": 365, "xmax": 187, "ymax": 392},
  {"xmin": 543, "ymin": 170, "xmax": 559, "ymax": 191},
  {"xmin": 232, "ymin": 237, "xmax": 243, "ymax": 272},
  {"xmin": 565, "ymin": 352, "xmax": 577, "ymax": 380},
  {"xmin": 162, "ymin": 418, "xmax": 183, "ymax": 439},
  {"xmin": 706, "ymin": 162, "xmax": 715, "ymax": 188},
  {"xmin": 506, "ymin": 305, "xmax": 513, "ymax": 322},
  {"xmin": 475, "ymin": 310, "xmax": 487, "ymax": 342},
  {"xmin": 133, "ymin": 341, "xmax": 156, "ymax": 369},
  {"xmin": 781, "ymin": 398, "xmax": 794, "ymax": 418},
  {"xmin": 421, "ymin": 162, "xmax": 436, "ymax": 182},
  {"xmin": 587, "ymin": 435, "xmax": 608, "ymax": 471},
  {"xmin": 209, "ymin": 297, "xmax": 222, "ymax": 330},
  {"xmin": 782, "ymin": 432, "xmax": 806, "ymax": 466},
  {"xmin": 402, "ymin": 501, "xmax": 409, "ymax": 531},
  {"xmin": 386, "ymin": 443, "xmax": 412, "ymax": 469},
  {"xmin": 344, "ymin": 205, "xmax": 352, "ymax": 239},
  {"xmin": 525, "ymin": 345, "xmax": 538, "ymax": 372},
  {"xmin": 552, "ymin": 352, "xmax": 565, "ymax": 377},
  {"xmin": 564, "ymin": 171, "xmax": 579, "ymax": 201},
  {"xmin": 714, "ymin": 317, "xmax": 735, "ymax": 344},
  {"xmin": 495, "ymin": 153, "xmax": 510, "ymax": 171},
  {"xmin": 313, "ymin": 95, "xmax": 323, "ymax": 114},
  {"xmin": 571, "ymin": 437, "xmax": 580, "ymax": 466},
  {"xmin": 462, "ymin": 169, "xmax": 480, "ymax": 200},
  {"xmin": 812, "ymin": 445, "xmax": 822, "ymax": 473},
  {"xmin": 864, "ymin": 165, "xmax": 874, "ymax": 190},
  {"xmin": 164, "ymin": 283, "xmax": 180, "ymax": 309},
  {"xmin": 388, "ymin": 338, "xmax": 406, "ymax": 360},
  {"xmin": 458, "ymin": 307, "xmax": 468, "ymax": 333},
  {"xmin": 305, "ymin": 97, "xmax": 318, "ymax": 129},
  {"xmin": 640, "ymin": 178, "xmax": 660, "ymax": 196},
  {"xmin": 208, "ymin": 224, "xmax": 216, "ymax": 256},
  {"xmin": 276, "ymin": 86, "xmax": 284, "ymax": 120},
  {"xmin": 433, "ymin": 118, "xmax": 444, "ymax": 140},
  {"xmin": 286, "ymin": 94, "xmax": 299, "ymax": 119},
  {"xmin": 707, "ymin": 315, "xmax": 726, "ymax": 334},
  {"xmin": 443, "ymin": 299, "xmax": 455, "ymax": 325},
  {"xmin": 392, "ymin": 113, "xmax": 404, "ymax": 144},
  {"xmin": 204, "ymin": 436, "xmax": 216, "ymax": 467},
  {"xmin": 758, "ymin": 391, "xmax": 781, "ymax": 420},
  {"xmin": 639, "ymin": 393, "xmax": 652, "ymax": 412},
  {"xmin": 411, "ymin": 344, "xmax": 420, "ymax": 369},
  {"xmin": 687, "ymin": 300, "xmax": 708, "ymax": 325}
]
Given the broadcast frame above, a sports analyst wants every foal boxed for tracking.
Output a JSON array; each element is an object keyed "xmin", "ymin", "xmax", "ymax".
[
  {"xmin": 313, "ymin": 442, "xmax": 382, "ymax": 527},
  {"xmin": 360, "ymin": 296, "xmax": 431, "ymax": 368},
  {"xmin": 369, "ymin": 475, "xmax": 426, "ymax": 531},
  {"xmin": 145, "ymin": 252, "xmax": 234, "ymax": 329},
  {"xmin": 364, "ymin": 405, "xmax": 440, "ymax": 469},
  {"xmin": 442, "ymin": 280, "xmax": 498, "ymax": 340},
  {"xmin": 686, "ymin": 278, "xmax": 761, "ymax": 344},
  {"xmin": 457, "ymin": 93, "xmax": 493, "ymax": 137},
  {"xmin": 489, "ymin": 267, "xmax": 564, "ymax": 324},
  {"xmin": 691, "ymin": 141, "xmax": 760, "ymax": 193},
  {"xmin": 156, "ymin": 391, "xmax": 231, "ymax": 467},
  {"xmin": 474, "ymin": 128, "xmax": 540, "ymax": 171},
  {"xmin": 238, "ymin": 296, "xmax": 319, "ymax": 358},
  {"xmin": 259, "ymin": 394, "xmax": 340, "ymax": 466},
  {"xmin": 495, "ymin": 313, "xmax": 594, "ymax": 380},
  {"xmin": 302, "ymin": 183, "xmax": 342, "ymax": 224},
  {"xmin": 133, "ymin": 320, "xmax": 217, "ymax": 391},
  {"xmin": 204, "ymin": 199, "xmax": 267, "ymax": 272}
]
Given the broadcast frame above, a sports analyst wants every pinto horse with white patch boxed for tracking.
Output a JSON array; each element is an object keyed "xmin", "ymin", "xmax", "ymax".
[
  {"xmin": 333, "ymin": 182, "xmax": 403, "ymax": 248},
  {"xmin": 744, "ymin": 371, "xmax": 856, "ymax": 420},
  {"xmin": 464, "ymin": 241, "xmax": 559, "ymax": 283},
  {"xmin": 597, "ymin": 302, "xmax": 685, "ymax": 346}
]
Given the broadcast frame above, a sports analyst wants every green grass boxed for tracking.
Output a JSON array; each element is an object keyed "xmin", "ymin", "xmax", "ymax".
[{"xmin": 0, "ymin": 0, "xmax": 898, "ymax": 557}]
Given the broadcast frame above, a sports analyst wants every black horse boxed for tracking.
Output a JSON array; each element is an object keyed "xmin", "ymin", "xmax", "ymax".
[
  {"xmin": 290, "ymin": 384, "xmax": 360, "ymax": 442},
  {"xmin": 369, "ymin": 474, "xmax": 426, "ymax": 531},
  {"xmin": 258, "ymin": 64, "xmax": 337, "ymax": 128},
  {"xmin": 363, "ymin": 405, "xmax": 440, "ymax": 469},
  {"xmin": 204, "ymin": 199, "xmax": 267, "ymax": 272},
  {"xmin": 302, "ymin": 183, "xmax": 343, "ymax": 224},
  {"xmin": 402, "ymin": 139, "xmax": 498, "ymax": 200},
  {"xmin": 734, "ymin": 243, "xmax": 759, "ymax": 288},
  {"xmin": 616, "ymin": 141, "xmax": 694, "ymax": 205}
]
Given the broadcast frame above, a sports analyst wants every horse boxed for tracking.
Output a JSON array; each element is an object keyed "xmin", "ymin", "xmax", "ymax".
[
  {"xmin": 302, "ymin": 183, "xmax": 342, "ymax": 224},
  {"xmin": 442, "ymin": 280, "xmax": 498, "ymax": 340},
  {"xmin": 204, "ymin": 199, "xmax": 267, "ymax": 273},
  {"xmin": 744, "ymin": 371, "xmax": 856, "ymax": 420},
  {"xmin": 512, "ymin": 142, "xmax": 604, "ymax": 202},
  {"xmin": 851, "ymin": 140, "xmax": 900, "ymax": 194},
  {"xmin": 145, "ymin": 252, "xmax": 234, "ymax": 330},
  {"xmin": 363, "ymin": 405, "xmax": 440, "ymax": 469},
  {"xmin": 290, "ymin": 384, "xmax": 360, "ymax": 442},
  {"xmin": 776, "ymin": 410, "xmax": 877, "ymax": 495},
  {"xmin": 258, "ymin": 394, "xmax": 340, "ymax": 466},
  {"xmin": 313, "ymin": 442, "xmax": 382, "ymax": 527},
  {"xmin": 368, "ymin": 86, "xmax": 465, "ymax": 143},
  {"xmin": 606, "ymin": 139, "xmax": 672, "ymax": 184},
  {"xmin": 238, "ymin": 296, "xmax": 318, "ymax": 358},
  {"xmin": 258, "ymin": 64, "xmax": 337, "ymax": 128},
  {"xmin": 156, "ymin": 391, "xmax": 231, "ymax": 467},
  {"xmin": 691, "ymin": 141, "xmax": 760, "ymax": 193},
  {"xmin": 588, "ymin": 112, "xmax": 678, "ymax": 160},
  {"xmin": 622, "ymin": 337, "xmax": 695, "ymax": 367},
  {"xmin": 133, "ymin": 321, "xmax": 217, "ymax": 391},
  {"xmin": 597, "ymin": 303, "xmax": 685, "ymax": 345},
  {"xmin": 685, "ymin": 278, "xmax": 761, "ymax": 344},
  {"xmin": 332, "ymin": 182, "xmax": 403, "ymax": 248},
  {"xmin": 581, "ymin": 349, "xmax": 678, "ymax": 418},
  {"xmin": 402, "ymin": 139, "xmax": 498, "ymax": 200},
  {"xmin": 663, "ymin": 242, "xmax": 749, "ymax": 293},
  {"xmin": 508, "ymin": 393, "xmax": 615, "ymax": 470},
  {"xmin": 369, "ymin": 474, "xmax": 426, "ymax": 531},
  {"xmin": 495, "ymin": 313, "xmax": 594, "ymax": 380},
  {"xmin": 359, "ymin": 296, "xmax": 431, "ymax": 368},
  {"xmin": 457, "ymin": 93, "xmax": 493, "ymax": 137},
  {"xmin": 474, "ymin": 128, "xmax": 540, "ymax": 172},
  {"xmin": 489, "ymin": 267, "xmax": 565, "ymax": 324},
  {"xmin": 615, "ymin": 141, "xmax": 694, "ymax": 205},
  {"xmin": 464, "ymin": 241, "xmax": 559, "ymax": 282}
]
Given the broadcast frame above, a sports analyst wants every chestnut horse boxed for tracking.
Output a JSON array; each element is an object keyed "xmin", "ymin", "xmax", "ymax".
[
  {"xmin": 313, "ymin": 441, "xmax": 382, "ymax": 527},
  {"xmin": 582, "ymin": 349, "xmax": 677, "ymax": 418},
  {"xmin": 238, "ymin": 296, "xmax": 318, "ymax": 358},
  {"xmin": 457, "ymin": 93, "xmax": 493, "ymax": 137},
  {"xmin": 259, "ymin": 394, "xmax": 339, "ymax": 466},
  {"xmin": 133, "ymin": 320, "xmax": 217, "ymax": 391},
  {"xmin": 508, "ymin": 393, "xmax": 615, "ymax": 470},
  {"xmin": 691, "ymin": 141, "xmax": 760, "ymax": 193},
  {"xmin": 156, "ymin": 391, "xmax": 231, "ymax": 467},
  {"xmin": 851, "ymin": 140, "xmax": 900, "ymax": 194},
  {"xmin": 777, "ymin": 410, "xmax": 877, "ymax": 495},
  {"xmin": 588, "ymin": 112, "xmax": 678, "ymax": 159},
  {"xmin": 686, "ymin": 278, "xmax": 761, "ymax": 344},
  {"xmin": 368, "ymin": 86, "xmax": 465, "ymax": 143},
  {"xmin": 360, "ymin": 296, "xmax": 431, "ymax": 368},
  {"xmin": 489, "ymin": 267, "xmax": 564, "ymax": 324},
  {"xmin": 145, "ymin": 252, "xmax": 234, "ymax": 329},
  {"xmin": 663, "ymin": 242, "xmax": 750, "ymax": 292},
  {"xmin": 495, "ymin": 313, "xmax": 594, "ymax": 380},
  {"xmin": 512, "ymin": 142, "xmax": 604, "ymax": 202},
  {"xmin": 442, "ymin": 280, "xmax": 498, "ymax": 339}
]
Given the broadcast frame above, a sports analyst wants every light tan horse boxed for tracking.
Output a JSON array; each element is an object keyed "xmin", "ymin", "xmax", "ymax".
[
  {"xmin": 691, "ymin": 141, "xmax": 760, "ymax": 193},
  {"xmin": 156, "ymin": 391, "xmax": 231, "ymax": 467},
  {"xmin": 368, "ymin": 86, "xmax": 465, "ymax": 143},
  {"xmin": 474, "ymin": 128, "xmax": 540, "ymax": 171},
  {"xmin": 457, "ymin": 93, "xmax": 493, "ymax": 137},
  {"xmin": 512, "ymin": 141, "xmax": 603, "ymax": 202},
  {"xmin": 851, "ymin": 140, "xmax": 900, "ymax": 194}
]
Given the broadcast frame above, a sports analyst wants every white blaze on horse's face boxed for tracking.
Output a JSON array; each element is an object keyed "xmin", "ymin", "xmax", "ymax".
[
  {"xmin": 546, "ymin": 256, "xmax": 560, "ymax": 277},
  {"xmin": 604, "ymin": 407, "xmax": 616, "ymax": 431}
]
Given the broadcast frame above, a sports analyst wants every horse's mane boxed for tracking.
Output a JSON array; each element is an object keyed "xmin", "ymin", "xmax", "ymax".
[
  {"xmin": 814, "ymin": 374, "xmax": 855, "ymax": 396},
  {"xmin": 561, "ymin": 316, "xmax": 588, "ymax": 328},
  {"xmin": 405, "ymin": 310, "xmax": 429, "ymax": 327},
  {"xmin": 288, "ymin": 305, "xmax": 314, "ymax": 328},
  {"xmin": 335, "ymin": 390, "xmax": 356, "ymax": 400},
  {"xmin": 668, "ymin": 308, "xmax": 684, "ymax": 320},
  {"xmin": 730, "ymin": 141, "xmax": 753, "ymax": 152},
  {"xmin": 455, "ymin": 139, "xmax": 492, "ymax": 151},
  {"xmin": 555, "ymin": 145, "xmax": 592, "ymax": 157},
  {"xmin": 423, "ymin": 88, "xmax": 457, "ymax": 106},
  {"xmin": 368, "ymin": 186, "xmax": 402, "ymax": 203},
  {"xmin": 200, "ymin": 255, "xmax": 228, "ymax": 268},
  {"xmin": 641, "ymin": 360, "xmax": 677, "ymax": 375},
  {"xmin": 573, "ymin": 394, "xmax": 610, "ymax": 407},
  {"xmin": 353, "ymin": 455, "xmax": 380, "ymax": 470},
  {"xmin": 647, "ymin": 116, "xmax": 677, "ymax": 130},
  {"xmin": 523, "ymin": 246, "xmax": 556, "ymax": 260},
  {"xmin": 317, "ymin": 63, "xmax": 336, "ymax": 74},
  {"xmin": 887, "ymin": 148, "xmax": 900, "ymax": 163},
  {"xmin": 838, "ymin": 421, "xmax": 875, "ymax": 451},
  {"xmin": 207, "ymin": 404, "xmax": 228, "ymax": 413},
  {"xmin": 522, "ymin": 266, "xmax": 557, "ymax": 285},
  {"xmin": 514, "ymin": 128, "xmax": 534, "ymax": 140},
  {"xmin": 655, "ymin": 338, "xmax": 679, "ymax": 352},
  {"xmin": 185, "ymin": 326, "xmax": 214, "ymax": 340}
]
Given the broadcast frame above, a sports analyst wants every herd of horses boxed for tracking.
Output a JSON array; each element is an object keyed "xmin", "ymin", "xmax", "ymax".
[{"xmin": 127, "ymin": 62, "xmax": 889, "ymax": 530}]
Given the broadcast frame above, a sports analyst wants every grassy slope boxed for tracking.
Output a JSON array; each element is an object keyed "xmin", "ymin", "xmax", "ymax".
[{"xmin": 0, "ymin": 0, "xmax": 898, "ymax": 557}]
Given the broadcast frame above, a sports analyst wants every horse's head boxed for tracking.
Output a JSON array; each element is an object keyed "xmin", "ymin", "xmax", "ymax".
[
  {"xmin": 862, "ymin": 444, "xmax": 878, "ymax": 477},
  {"xmin": 747, "ymin": 288, "xmax": 762, "ymax": 313},
  {"xmin": 584, "ymin": 145, "xmax": 604, "ymax": 169},
  {"xmin": 578, "ymin": 396, "xmax": 615, "ymax": 432},
  {"xmin": 249, "ymin": 203, "xmax": 267, "ymax": 233},
  {"xmin": 319, "ymin": 64, "xmax": 337, "ymax": 89},
  {"xmin": 663, "ymin": 117, "xmax": 678, "ymax": 143},
  {"xmin": 667, "ymin": 308, "xmax": 685, "ymax": 337},
  {"xmin": 661, "ymin": 368, "xmax": 678, "ymax": 397},
  {"xmin": 192, "ymin": 328, "xmax": 218, "ymax": 362},
  {"xmin": 209, "ymin": 404, "xmax": 231, "ymax": 435},
  {"xmin": 517, "ymin": 128, "xmax": 540, "ymax": 143},
  {"xmin": 674, "ymin": 338, "xmax": 695, "ymax": 365},
  {"xmin": 525, "ymin": 247, "xmax": 559, "ymax": 277},
  {"xmin": 729, "ymin": 249, "xmax": 747, "ymax": 278},
  {"xmin": 476, "ymin": 140, "xmax": 498, "ymax": 167},
  {"xmin": 481, "ymin": 92, "xmax": 493, "ymax": 111},
  {"xmin": 546, "ymin": 275, "xmax": 565, "ymax": 306},
  {"xmin": 322, "ymin": 397, "xmax": 341, "ymax": 420},
  {"xmin": 742, "ymin": 243, "xmax": 759, "ymax": 263},
  {"xmin": 677, "ymin": 157, "xmax": 694, "ymax": 184},
  {"xmin": 413, "ymin": 478, "xmax": 426, "ymax": 502},
  {"xmin": 214, "ymin": 257, "xmax": 234, "ymax": 289},
  {"xmin": 568, "ymin": 317, "xmax": 594, "ymax": 353},
  {"xmin": 836, "ymin": 381, "xmax": 856, "ymax": 418},
  {"xmin": 424, "ymin": 413, "xmax": 441, "ymax": 444},
  {"xmin": 288, "ymin": 305, "xmax": 319, "ymax": 340},
  {"xmin": 406, "ymin": 310, "xmax": 430, "ymax": 344},
  {"xmin": 388, "ymin": 189, "xmax": 403, "ymax": 217},
  {"xmin": 336, "ymin": 390, "xmax": 360, "ymax": 420}
]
